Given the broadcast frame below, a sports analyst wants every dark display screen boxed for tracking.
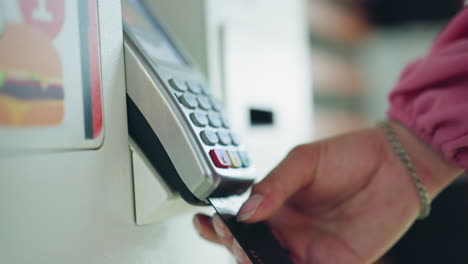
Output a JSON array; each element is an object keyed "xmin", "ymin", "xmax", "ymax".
[{"xmin": 122, "ymin": 0, "xmax": 188, "ymax": 66}]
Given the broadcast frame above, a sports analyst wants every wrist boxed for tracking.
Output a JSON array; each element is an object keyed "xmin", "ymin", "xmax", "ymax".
[{"xmin": 387, "ymin": 120, "xmax": 463, "ymax": 200}]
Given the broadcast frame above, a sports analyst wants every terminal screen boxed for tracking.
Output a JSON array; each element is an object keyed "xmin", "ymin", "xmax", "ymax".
[{"xmin": 122, "ymin": 0, "xmax": 189, "ymax": 66}]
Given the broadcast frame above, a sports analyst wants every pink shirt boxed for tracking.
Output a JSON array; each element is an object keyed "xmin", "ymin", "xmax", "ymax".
[{"xmin": 388, "ymin": 7, "xmax": 468, "ymax": 170}]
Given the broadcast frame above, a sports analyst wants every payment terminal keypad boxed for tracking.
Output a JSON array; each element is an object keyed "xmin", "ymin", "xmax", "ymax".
[{"xmin": 168, "ymin": 78, "xmax": 251, "ymax": 169}]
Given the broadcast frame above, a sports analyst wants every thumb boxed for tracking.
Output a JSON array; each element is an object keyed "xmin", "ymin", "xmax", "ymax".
[{"xmin": 237, "ymin": 143, "xmax": 322, "ymax": 223}]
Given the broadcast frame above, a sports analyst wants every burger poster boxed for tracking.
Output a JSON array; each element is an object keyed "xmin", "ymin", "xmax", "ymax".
[{"xmin": 0, "ymin": 0, "xmax": 104, "ymax": 150}]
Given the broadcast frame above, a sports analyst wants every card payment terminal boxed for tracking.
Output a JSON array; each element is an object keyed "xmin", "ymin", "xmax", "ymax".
[{"xmin": 123, "ymin": 0, "xmax": 255, "ymax": 204}]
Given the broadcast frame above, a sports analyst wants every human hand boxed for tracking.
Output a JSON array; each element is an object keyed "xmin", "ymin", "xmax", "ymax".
[{"xmin": 194, "ymin": 122, "xmax": 462, "ymax": 264}]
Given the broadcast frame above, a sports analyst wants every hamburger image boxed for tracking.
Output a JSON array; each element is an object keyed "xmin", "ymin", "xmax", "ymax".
[{"xmin": 0, "ymin": 23, "xmax": 64, "ymax": 127}]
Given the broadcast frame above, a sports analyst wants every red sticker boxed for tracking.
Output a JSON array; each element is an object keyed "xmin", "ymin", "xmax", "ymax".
[{"xmin": 87, "ymin": 0, "xmax": 102, "ymax": 139}]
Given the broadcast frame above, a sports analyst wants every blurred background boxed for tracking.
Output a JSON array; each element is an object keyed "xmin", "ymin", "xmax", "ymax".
[
  {"xmin": 307, "ymin": 0, "xmax": 468, "ymax": 263},
  {"xmin": 308, "ymin": 0, "xmax": 461, "ymax": 138}
]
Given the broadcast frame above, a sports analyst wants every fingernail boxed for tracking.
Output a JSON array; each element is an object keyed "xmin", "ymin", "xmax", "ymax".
[
  {"xmin": 212, "ymin": 214, "xmax": 226, "ymax": 238},
  {"xmin": 193, "ymin": 216, "xmax": 202, "ymax": 234},
  {"xmin": 232, "ymin": 240, "xmax": 245, "ymax": 263},
  {"xmin": 237, "ymin": 194, "xmax": 264, "ymax": 222}
]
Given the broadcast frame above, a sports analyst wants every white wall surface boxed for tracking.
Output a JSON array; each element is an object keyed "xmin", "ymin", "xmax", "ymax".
[
  {"xmin": 209, "ymin": 0, "xmax": 314, "ymax": 177},
  {"xmin": 0, "ymin": 1, "xmax": 232, "ymax": 263}
]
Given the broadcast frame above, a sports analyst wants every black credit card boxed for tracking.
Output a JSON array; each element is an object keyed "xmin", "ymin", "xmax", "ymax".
[{"xmin": 209, "ymin": 194, "xmax": 294, "ymax": 264}]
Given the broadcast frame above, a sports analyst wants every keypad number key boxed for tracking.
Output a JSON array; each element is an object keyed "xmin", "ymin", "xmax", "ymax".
[
  {"xmin": 179, "ymin": 93, "xmax": 199, "ymax": 109},
  {"xmin": 197, "ymin": 96, "xmax": 213, "ymax": 111},
  {"xmin": 199, "ymin": 84, "xmax": 210, "ymax": 95},
  {"xmin": 211, "ymin": 98, "xmax": 223, "ymax": 112},
  {"xmin": 190, "ymin": 111, "xmax": 209, "ymax": 127},
  {"xmin": 187, "ymin": 82, "xmax": 202, "ymax": 94},
  {"xmin": 169, "ymin": 78, "xmax": 188, "ymax": 92},
  {"xmin": 230, "ymin": 133, "xmax": 241, "ymax": 146},
  {"xmin": 207, "ymin": 112, "xmax": 222, "ymax": 128},
  {"xmin": 200, "ymin": 130, "xmax": 219, "ymax": 146},
  {"xmin": 217, "ymin": 131, "xmax": 232, "ymax": 146},
  {"xmin": 221, "ymin": 114, "xmax": 231, "ymax": 129}
]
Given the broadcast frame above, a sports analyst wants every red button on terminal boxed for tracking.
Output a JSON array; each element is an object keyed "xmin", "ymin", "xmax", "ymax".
[{"xmin": 210, "ymin": 149, "xmax": 232, "ymax": 168}]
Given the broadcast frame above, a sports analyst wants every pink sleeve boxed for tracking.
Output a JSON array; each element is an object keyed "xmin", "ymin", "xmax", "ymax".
[{"xmin": 388, "ymin": 8, "xmax": 468, "ymax": 170}]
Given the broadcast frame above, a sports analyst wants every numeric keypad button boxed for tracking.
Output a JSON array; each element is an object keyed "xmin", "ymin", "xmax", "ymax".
[
  {"xmin": 211, "ymin": 99, "xmax": 223, "ymax": 112},
  {"xmin": 221, "ymin": 114, "xmax": 230, "ymax": 129},
  {"xmin": 179, "ymin": 93, "xmax": 199, "ymax": 109},
  {"xmin": 217, "ymin": 131, "xmax": 232, "ymax": 146},
  {"xmin": 190, "ymin": 112, "xmax": 209, "ymax": 127},
  {"xmin": 197, "ymin": 96, "xmax": 213, "ymax": 111},
  {"xmin": 169, "ymin": 78, "xmax": 188, "ymax": 92},
  {"xmin": 200, "ymin": 130, "xmax": 219, "ymax": 146},
  {"xmin": 187, "ymin": 82, "xmax": 202, "ymax": 94},
  {"xmin": 207, "ymin": 112, "xmax": 222, "ymax": 128},
  {"xmin": 199, "ymin": 84, "xmax": 210, "ymax": 95},
  {"xmin": 230, "ymin": 133, "xmax": 240, "ymax": 146}
]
